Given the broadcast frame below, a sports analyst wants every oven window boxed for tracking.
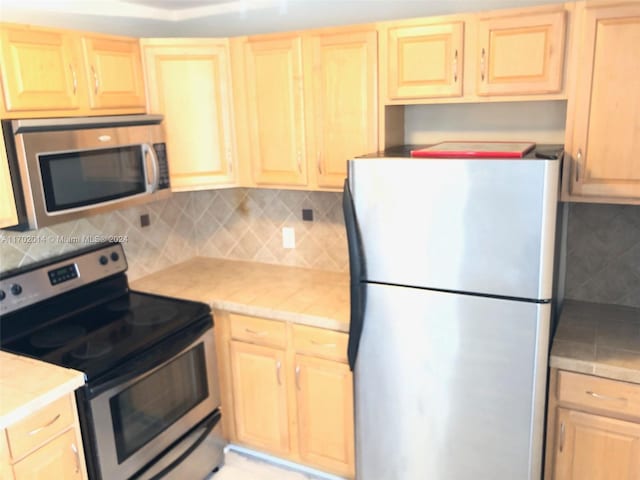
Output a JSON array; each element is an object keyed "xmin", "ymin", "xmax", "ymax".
[
  {"xmin": 39, "ymin": 146, "xmax": 146, "ymax": 212},
  {"xmin": 110, "ymin": 343, "xmax": 209, "ymax": 463}
]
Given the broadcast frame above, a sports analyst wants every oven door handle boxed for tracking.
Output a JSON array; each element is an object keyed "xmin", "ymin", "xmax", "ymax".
[
  {"xmin": 133, "ymin": 409, "xmax": 222, "ymax": 480},
  {"xmin": 88, "ymin": 316, "xmax": 212, "ymax": 398}
]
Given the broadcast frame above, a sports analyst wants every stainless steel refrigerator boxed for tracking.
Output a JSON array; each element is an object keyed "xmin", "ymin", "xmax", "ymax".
[{"xmin": 343, "ymin": 147, "xmax": 563, "ymax": 480}]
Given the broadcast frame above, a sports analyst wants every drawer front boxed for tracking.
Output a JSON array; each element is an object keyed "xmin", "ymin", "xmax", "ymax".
[
  {"xmin": 557, "ymin": 370, "xmax": 640, "ymax": 420},
  {"xmin": 7, "ymin": 394, "xmax": 74, "ymax": 460},
  {"xmin": 230, "ymin": 314, "xmax": 286, "ymax": 348},
  {"xmin": 292, "ymin": 324, "xmax": 348, "ymax": 363}
]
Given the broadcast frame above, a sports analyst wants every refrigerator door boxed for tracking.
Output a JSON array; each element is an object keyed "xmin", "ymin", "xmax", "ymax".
[
  {"xmin": 347, "ymin": 157, "xmax": 559, "ymax": 300},
  {"xmin": 354, "ymin": 283, "xmax": 549, "ymax": 480}
]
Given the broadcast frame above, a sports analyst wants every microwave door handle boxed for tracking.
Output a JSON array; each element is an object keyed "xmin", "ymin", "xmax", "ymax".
[{"xmin": 143, "ymin": 144, "xmax": 160, "ymax": 193}]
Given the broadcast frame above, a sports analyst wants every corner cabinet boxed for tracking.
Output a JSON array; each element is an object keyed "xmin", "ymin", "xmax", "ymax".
[
  {"xmin": 142, "ymin": 39, "xmax": 237, "ymax": 191},
  {"xmin": 216, "ymin": 312, "xmax": 355, "ymax": 478},
  {"xmin": 0, "ymin": 23, "xmax": 146, "ymax": 118},
  {"xmin": 564, "ymin": 2, "xmax": 640, "ymax": 204},
  {"xmin": 545, "ymin": 369, "xmax": 640, "ymax": 480}
]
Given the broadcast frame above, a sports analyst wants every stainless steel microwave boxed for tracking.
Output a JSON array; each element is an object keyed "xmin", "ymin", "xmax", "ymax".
[{"xmin": 2, "ymin": 115, "xmax": 171, "ymax": 230}]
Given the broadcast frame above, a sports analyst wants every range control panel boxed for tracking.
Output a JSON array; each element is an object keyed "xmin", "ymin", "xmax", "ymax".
[{"xmin": 0, "ymin": 243, "xmax": 127, "ymax": 315}]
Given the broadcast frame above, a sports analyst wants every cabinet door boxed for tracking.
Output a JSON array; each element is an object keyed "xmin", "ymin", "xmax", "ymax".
[
  {"xmin": 308, "ymin": 30, "xmax": 377, "ymax": 189},
  {"xmin": 0, "ymin": 26, "xmax": 81, "ymax": 112},
  {"xmin": 386, "ymin": 22, "xmax": 463, "ymax": 99},
  {"xmin": 295, "ymin": 355, "xmax": 354, "ymax": 478},
  {"xmin": 244, "ymin": 35, "xmax": 307, "ymax": 186},
  {"xmin": 230, "ymin": 341, "xmax": 290, "ymax": 455},
  {"xmin": 553, "ymin": 408, "xmax": 640, "ymax": 480},
  {"xmin": 12, "ymin": 429, "xmax": 84, "ymax": 480},
  {"xmin": 82, "ymin": 36, "xmax": 146, "ymax": 110},
  {"xmin": 569, "ymin": 4, "xmax": 640, "ymax": 201},
  {"xmin": 0, "ymin": 124, "xmax": 18, "ymax": 228},
  {"xmin": 477, "ymin": 10, "xmax": 565, "ymax": 95},
  {"xmin": 143, "ymin": 41, "xmax": 236, "ymax": 190}
]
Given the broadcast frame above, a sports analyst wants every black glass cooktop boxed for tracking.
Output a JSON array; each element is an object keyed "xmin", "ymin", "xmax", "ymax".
[{"xmin": 1, "ymin": 290, "xmax": 211, "ymax": 381}]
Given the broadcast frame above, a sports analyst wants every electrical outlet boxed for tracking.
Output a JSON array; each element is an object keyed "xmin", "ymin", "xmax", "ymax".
[{"xmin": 282, "ymin": 227, "xmax": 295, "ymax": 249}]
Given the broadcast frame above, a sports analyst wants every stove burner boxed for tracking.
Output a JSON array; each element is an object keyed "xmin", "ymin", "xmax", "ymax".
[
  {"xmin": 31, "ymin": 325, "xmax": 87, "ymax": 349},
  {"xmin": 107, "ymin": 296, "xmax": 144, "ymax": 312},
  {"xmin": 125, "ymin": 306, "xmax": 179, "ymax": 326},
  {"xmin": 71, "ymin": 341, "xmax": 114, "ymax": 360}
]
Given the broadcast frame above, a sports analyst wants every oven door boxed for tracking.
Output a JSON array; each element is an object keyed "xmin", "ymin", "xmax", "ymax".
[{"xmin": 87, "ymin": 318, "xmax": 221, "ymax": 480}]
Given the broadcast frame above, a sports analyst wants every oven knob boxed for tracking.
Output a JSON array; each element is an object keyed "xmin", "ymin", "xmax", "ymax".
[
  {"xmin": 10, "ymin": 284, "xmax": 22, "ymax": 296},
  {"xmin": 0, "ymin": 290, "xmax": 5, "ymax": 301},
  {"xmin": 99, "ymin": 255, "xmax": 109, "ymax": 266},
  {"xmin": 110, "ymin": 252, "xmax": 120, "ymax": 262}
]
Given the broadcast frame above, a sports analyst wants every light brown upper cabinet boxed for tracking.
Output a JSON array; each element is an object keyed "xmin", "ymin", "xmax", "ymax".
[
  {"xmin": 142, "ymin": 39, "xmax": 237, "ymax": 191},
  {"xmin": 306, "ymin": 28, "xmax": 378, "ymax": 189},
  {"xmin": 476, "ymin": 10, "xmax": 566, "ymax": 96},
  {"xmin": 564, "ymin": 2, "xmax": 640, "ymax": 204},
  {"xmin": 0, "ymin": 23, "xmax": 146, "ymax": 118},
  {"xmin": 82, "ymin": 35, "xmax": 146, "ymax": 110},
  {"xmin": 0, "ymin": 123, "xmax": 18, "ymax": 229},
  {"xmin": 382, "ymin": 21, "xmax": 464, "ymax": 100},
  {"xmin": 241, "ymin": 34, "xmax": 308, "ymax": 187}
]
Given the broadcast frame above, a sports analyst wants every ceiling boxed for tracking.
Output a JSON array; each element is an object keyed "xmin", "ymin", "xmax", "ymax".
[{"xmin": 0, "ymin": 0, "xmax": 562, "ymax": 37}]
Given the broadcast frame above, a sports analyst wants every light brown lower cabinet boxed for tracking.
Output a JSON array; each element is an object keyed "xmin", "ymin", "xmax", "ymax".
[
  {"xmin": 217, "ymin": 311, "xmax": 355, "ymax": 478},
  {"xmin": 546, "ymin": 369, "xmax": 640, "ymax": 480}
]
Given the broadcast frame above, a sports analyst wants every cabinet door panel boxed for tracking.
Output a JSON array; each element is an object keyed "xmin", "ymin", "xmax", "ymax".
[
  {"xmin": 244, "ymin": 36, "xmax": 307, "ymax": 186},
  {"xmin": 295, "ymin": 354, "xmax": 354, "ymax": 477},
  {"xmin": 387, "ymin": 22, "xmax": 463, "ymax": 99},
  {"xmin": 553, "ymin": 408, "xmax": 640, "ymax": 480},
  {"xmin": 0, "ymin": 27, "xmax": 80, "ymax": 112},
  {"xmin": 230, "ymin": 341, "xmax": 290, "ymax": 455},
  {"xmin": 570, "ymin": 4, "xmax": 640, "ymax": 200},
  {"xmin": 12, "ymin": 429, "xmax": 83, "ymax": 480},
  {"xmin": 83, "ymin": 36, "xmax": 145, "ymax": 109},
  {"xmin": 310, "ymin": 30, "xmax": 377, "ymax": 188},
  {"xmin": 143, "ymin": 42, "xmax": 236, "ymax": 190},
  {"xmin": 477, "ymin": 10, "xmax": 565, "ymax": 95}
]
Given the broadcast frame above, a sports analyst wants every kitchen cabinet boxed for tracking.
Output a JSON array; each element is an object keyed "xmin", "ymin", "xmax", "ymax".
[
  {"xmin": 233, "ymin": 26, "xmax": 377, "ymax": 191},
  {"xmin": 545, "ymin": 369, "xmax": 640, "ymax": 480},
  {"xmin": 563, "ymin": 2, "xmax": 640, "ymax": 204},
  {"xmin": 476, "ymin": 10, "xmax": 566, "ymax": 96},
  {"xmin": 0, "ymin": 23, "xmax": 145, "ymax": 118},
  {"xmin": 2, "ymin": 393, "xmax": 88, "ymax": 480},
  {"xmin": 216, "ymin": 311, "xmax": 355, "ymax": 478},
  {"xmin": 380, "ymin": 20, "xmax": 464, "ymax": 100},
  {"xmin": 142, "ymin": 39, "xmax": 237, "ymax": 191},
  {"xmin": 0, "ymin": 123, "xmax": 19, "ymax": 228}
]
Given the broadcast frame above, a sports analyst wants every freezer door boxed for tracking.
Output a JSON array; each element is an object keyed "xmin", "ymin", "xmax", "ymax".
[
  {"xmin": 348, "ymin": 157, "xmax": 559, "ymax": 300},
  {"xmin": 354, "ymin": 283, "xmax": 549, "ymax": 480}
]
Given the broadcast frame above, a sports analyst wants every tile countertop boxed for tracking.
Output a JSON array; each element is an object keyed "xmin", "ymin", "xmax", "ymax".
[
  {"xmin": 130, "ymin": 257, "xmax": 350, "ymax": 333},
  {"xmin": 0, "ymin": 351, "xmax": 85, "ymax": 429},
  {"xmin": 550, "ymin": 300, "xmax": 640, "ymax": 384}
]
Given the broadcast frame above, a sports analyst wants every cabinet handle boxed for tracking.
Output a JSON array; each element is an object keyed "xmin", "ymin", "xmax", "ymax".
[
  {"xmin": 245, "ymin": 328, "xmax": 268, "ymax": 337},
  {"xmin": 480, "ymin": 48, "xmax": 486, "ymax": 81},
  {"xmin": 227, "ymin": 148, "xmax": 233, "ymax": 174},
  {"xmin": 297, "ymin": 152, "xmax": 302, "ymax": 173},
  {"xmin": 317, "ymin": 152, "xmax": 322, "ymax": 175},
  {"xmin": 559, "ymin": 422, "xmax": 565, "ymax": 453},
  {"xmin": 69, "ymin": 64, "xmax": 77, "ymax": 95},
  {"xmin": 295, "ymin": 365, "xmax": 301, "ymax": 390},
  {"xmin": 586, "ymin": 390, "xmax": 628, "ymax": 403},
  {"xmin": 276, "ymin": 360, "xmax": 282, "ymax": 385},
  {"xmin": 91, "ymin": 65, "xmax": 100, "ymax": 95},
  {"xmin": 28, "ymin": 413, "xmax": 60, "ymax": 436},
  {"xmin": 453, "ymin": 49, "xmax": 458, "ymax": 83},
  {"xmin": 575, "ymin": 149, "xmax": 582, "ymax": 182},
  {"xmin": 71, "ymin": 443, "xmax": 80, "ymax": 473},
  {"xmin": 310, "ymin": 340, "xmax": 336, "ymax": 348}
]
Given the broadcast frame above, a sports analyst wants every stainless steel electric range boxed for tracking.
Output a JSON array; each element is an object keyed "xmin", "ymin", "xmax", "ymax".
[{"xmin": 0, "ymin": 242, "xmax": 224, "ymax": 480}]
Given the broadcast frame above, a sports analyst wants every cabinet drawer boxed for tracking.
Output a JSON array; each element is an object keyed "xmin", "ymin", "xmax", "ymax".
[
  {"xmin": 292, "ymin": 324, "xmax": 348, "ymax": 363},
  {"xmin": 557, "ymin": 371, "xmax": 640, "ymax": 420},
  {"xmin": 6, "ymin": 395, "xmax": 74, "ymax": 460},
  {"xmin": 230, "ymin": 314, "xmax": 286, "ymax": 348}
]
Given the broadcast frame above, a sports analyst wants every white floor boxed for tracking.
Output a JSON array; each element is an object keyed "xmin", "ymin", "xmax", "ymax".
[{"xmin": 210, "ymin": 449, "xmax": 336, "ymax": 480}]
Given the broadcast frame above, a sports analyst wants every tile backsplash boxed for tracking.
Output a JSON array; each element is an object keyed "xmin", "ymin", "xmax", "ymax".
[{"xmin": 0, "ymin": 189, "xmax": 348, "ymax": 281}]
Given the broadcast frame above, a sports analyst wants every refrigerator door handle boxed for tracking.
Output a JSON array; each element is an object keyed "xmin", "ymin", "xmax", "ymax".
[{"xmin": 343, "ymin": 178, "xmax": 367, "ymax": 371}]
